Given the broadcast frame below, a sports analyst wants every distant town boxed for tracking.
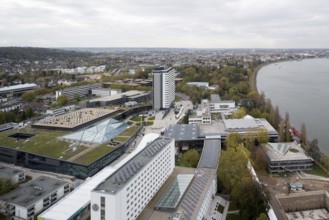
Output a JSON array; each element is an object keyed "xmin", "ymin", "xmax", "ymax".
[{"xmin": 0, "ymin": 47, "xmax": 329, "ymax": 220}]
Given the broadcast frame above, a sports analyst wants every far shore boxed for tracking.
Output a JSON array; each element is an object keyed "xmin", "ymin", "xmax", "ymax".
[{"xmin": 250, "ymin": 61, "xmax": 281, "ymax": 93}]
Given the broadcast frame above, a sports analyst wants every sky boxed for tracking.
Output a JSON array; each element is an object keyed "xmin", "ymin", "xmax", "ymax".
[{"xmin": 0, "ymin": 0, "xmax": 328, "ymax": 48}]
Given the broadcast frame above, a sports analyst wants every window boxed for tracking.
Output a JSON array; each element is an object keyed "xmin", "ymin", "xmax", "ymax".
[{"xmin": 100, "ymin": 197, "xmax": 105, "ymax": 220}]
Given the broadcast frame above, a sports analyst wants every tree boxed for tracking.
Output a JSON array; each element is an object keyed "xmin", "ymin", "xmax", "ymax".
[
  {"xmin": 253, "ymin": 148, "xmax": 267, "ymax": 171},
  {"xmin": 0, "ymin": 178, "xmax": 17, "ymax": 196},
  {"xmin": 230, "ymin": 107, "xmax": 247, "ymax": 119},
  {"xmin": 180, "ymin": 149, "xmax": 200, "ymax": 168},
  {"xmin": 278, "ymin": 121, "xmax": 285, "ymax": 142},
  {"xmin": 56, "ymin": 95, "xmax": 69, "ymax": 106},
  {"xmin": 21, "ymin": 91, "xmax": 36, "ymax": 102},
  {"xmin": 284, "ymin": 112, "xmax": 292, "ymax": 142},
  {"xmin": 237, "ymin": 180, "xmax": 270, "ymax": 220},
  {"xmin": 270, "ymin": 106, "xmax": 280, "ymax": 129},
  {"xmin": 257, "ymin": 129, "xmax": 269, "ymax": 144},
  {"xmin": 225, "ymin": 132, "xmax": 243, "ymax": 149},
  {"xmin": 307, "ymin": 139, "xmax": 321, "ymax": 161},
  {"xmin": 256, "ymin": 213, "xmax": 269, "ymax": 220},
  {"xmin": 300, "ymin": 123, "xmax": 307, "ymax": 146},
  {"xmin": 218, "ymin": 145, "xmax": 250, "ymax": 193}
]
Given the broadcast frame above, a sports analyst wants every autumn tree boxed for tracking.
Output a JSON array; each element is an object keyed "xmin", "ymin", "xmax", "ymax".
[
  {"xmin": 180, "ymin": 149, "xmax": 200, "ymax": 168},
  {"xmin": 278, "ymin": 121, "xmax": 285, "ymax": 142},
  {"xmin": 238, "ymin": 180, "xmax": 270, "ymax": 220},
  {"xmin": 300, "ymin": 123, "xmax": 307, "ymax": 146},
  {"xmin": 257, "ymin": 129, "xmax": 269, "ymax": 144},
  {"xmin": 21, "ymin": 91, "xmax": 36, "ymax": 102},
  {"xmin": 225, "ymin": 132, "xmax": 243, "ymax": 149},
  {"xmin": 256, "ymin": 213, "xmax": 269, "ymax": 220},
  {"xmin": 217, "ymin": 145, "xmax": 250, "ymax": 194},
  {"xmin": 284, "ymin": 112, "xmax": 292, "ymax": 142},
  {"xmin": 230, "ymin": 107, "xmax": 247, "ymax": 119},
  {"xmin": 56, "ymin": 95, "xmax": 69, "ymax": 106}
]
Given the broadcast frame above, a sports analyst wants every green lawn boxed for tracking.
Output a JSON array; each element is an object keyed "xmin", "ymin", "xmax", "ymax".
[
  {"xmin": 304, "ymin": 164, "xmax": 329, "ymax": 178},
  {"xmin": 113, "ymin": 136, "xmax": 130, "ymax": 142},
  {"xmin": 73, "ymin": 145, "xmax": 114, "ymax": 165},
  {"xmin": 147, "ymin": 116, "xmax": 155, "ymax": 121},
  {"xmin": 118, "ymin": 126, "xmax": 140, "ymax": 137},
  {"xmin": 131, "ymin": 115, "xmax": 142, "ymax": 122},
  {"xmin": 0, "ymin": 128, "xmax": 78, "ymax": 159},
  {"xmin": 143, "ymin": 121, "xmax": 154, "ymax": 126}
]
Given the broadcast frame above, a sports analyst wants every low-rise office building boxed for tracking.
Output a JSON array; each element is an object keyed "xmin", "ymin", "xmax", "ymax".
[
  {"xmin": 0, "ymin": 83, "xmax": 38, "ymax": 98},
  {"xmin": 84, "ymin": 90, "xmax": 150, "ymax": 108},
  {"xmin": 56, "ymin": 83, "xmax": 101, "ymax": 100},
  {"xmin": 0, "ymin": 165, "xmax": 25, "ymax": 184},
  {"xmin": 0, "ymin": 176, "xmax": 69, "ymax": 220},
  {"xmin": 188, "ymin": 95, "xmax": 236, "ymax": 124},
  {"xmin": 90, "ymin": 137, "xmax": 175, "ymax": 220},
  {"xmin": 262, "ymin": 142, "xmax": 313, "ymax": 173}
]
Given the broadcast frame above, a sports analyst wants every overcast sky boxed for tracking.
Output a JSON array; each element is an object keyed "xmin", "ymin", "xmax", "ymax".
[{"xmin": 1, "ymin": 0, "xmax": 328, "ymax": 48}]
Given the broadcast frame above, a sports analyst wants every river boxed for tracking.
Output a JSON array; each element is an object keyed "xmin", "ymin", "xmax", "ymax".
[{"xmin": 257, "ymin": 58, "xmax": 329, "ymax": 155}]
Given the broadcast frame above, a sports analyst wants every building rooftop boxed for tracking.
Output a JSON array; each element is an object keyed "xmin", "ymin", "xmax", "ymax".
[
  {"xmin": 263, "ymin": 142, "xmax": 313, "ymax": 162},
  {"xmin": 94, "ymin": 138, "xmax": 173, "ymax": 194},
  {"xmin": 0, "ymin": 176, "xmax": 68, "ymax": 208},
  {"xmin": 175, "ymin": 168, "xmax": 217, "ymax": 220},
  {"xmin": 0, "ymin": 123, "xmax": 19, "ymax": 132},
  {"xmin": 0, "ymin": 83, "xmax": 37, "ymax": 94},
  {"xmin": 33, "ymin": 108, "xmax": 117, "ymax": 130},
  {"xmin": 0, "ymin": 166, "xmax": 24, "ymax": 180},
  {"xmin": 39, "ymin": 133, "xmax": 160, "ymax": 220},
  {"xmin": 165, "ymin": 124, "xmax": 199, "ymax": 141},
  {"xmin": 88, "ymin": 90, "xmax": 148, "ymax": 103},
  {"xmin": 210, "ymin": 94, "xmax": 221, "ymax": 102},
  {"xmin": 61, "ymin": 118, "xmax": 128, "ymax": 144},
  {"xmin": 198, "ymin": 139, "xmax": 221, "ymax": 169}
]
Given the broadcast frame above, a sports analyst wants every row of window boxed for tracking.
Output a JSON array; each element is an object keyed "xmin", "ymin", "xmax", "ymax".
[{"xmin": 125, "ymin": 144, "xmax": 173, "ymax": 220}]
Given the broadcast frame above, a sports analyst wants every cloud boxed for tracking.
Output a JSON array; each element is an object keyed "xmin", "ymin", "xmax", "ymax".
[{"xmin": 0, "ymin": 0, "xmax": 328, "ymax": 48}]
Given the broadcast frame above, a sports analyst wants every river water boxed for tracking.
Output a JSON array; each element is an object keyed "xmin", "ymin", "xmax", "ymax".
[{"xmin": 257, "ymin": 58, "xmax": 329, "ymax": 155}]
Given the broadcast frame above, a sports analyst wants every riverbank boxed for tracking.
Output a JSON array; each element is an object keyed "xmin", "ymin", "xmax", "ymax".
[
  {"xmin": 253, "ymin": 59, "xmax": 329, "ymax": 172},
  {"xmin": 250, "ymin": 61, "xmax": 281, "ymax": 93}
]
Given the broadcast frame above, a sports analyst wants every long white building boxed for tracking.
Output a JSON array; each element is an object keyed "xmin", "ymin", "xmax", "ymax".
[
  {"xmin": 152, "ymin": 67, "xmax": 176, "ymax": 110},
  {"xmin": 0, "ymin": 83, "xmax": 38, "ymax": 98},
  {"xmin": 90, "ymin": 137, "xmax": 175, "ymax": 220}
]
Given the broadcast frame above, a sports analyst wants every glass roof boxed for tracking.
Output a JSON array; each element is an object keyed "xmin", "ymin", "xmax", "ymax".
[
  {"xmin": 155, "ymin": 174, "xmax": 194, "ymax": 212},
  {"xmin": 61, "ymin": 118, "xmax": 128, "ymax": 144}
]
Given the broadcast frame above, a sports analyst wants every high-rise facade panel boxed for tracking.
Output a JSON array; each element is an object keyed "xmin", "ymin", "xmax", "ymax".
[{"xmin": 152, "ymin": 67, "xmax": 175, "ymax": 110}]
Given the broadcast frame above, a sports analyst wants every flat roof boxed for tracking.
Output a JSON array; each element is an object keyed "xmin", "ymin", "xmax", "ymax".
[
  {"xmin": 224, "ymin": 118, "xmax": 259, "ymax": 130},
  {"xmin": 210, "ymin": 94, "xmax": 221, "ymax": 102},
  {"xmin": 0, "ymin": 176, "xmax": 68, "ymax": 208},
  {"xmin": 175, "ymin": 168, "xmax": 217, "ymax": 220},
  {"xmin": 263, "ymin": 142, "xmax": 313, "ymax": 162},
  {"xmin": 165, "ymin": 124, "xmax": 199, "ymax": 141},
  {"xmin": 0, "ymin": 165, "xmax": 24, "ymax": 179},
  {"xmin": 94, "ymin": 137, "xmax": 173, "ymax": 194},
  {"xmin": 88, "ymin": 90, "xmax": 147, "ymax": 103},
  {"xmin": 59, "ymin": 83, "xmax": 101, "ymax": 92},
  {"xmin": 0, "ymin": 123, "xmax": 18, "ymax": 132},
  {"xmin": 0, "ymin": 83, "xmax": 37, "ymax": 93},
  {"xmin": 39, "ymin": 133, "xmax": 160, "ymax": 220},
  {"xmin": 198, "ymin": 139, "xmax": 221, "ymax": 169},
  {"xmin": 33, "ymin": 108, "xmax": 116, "ymax": 129}
]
